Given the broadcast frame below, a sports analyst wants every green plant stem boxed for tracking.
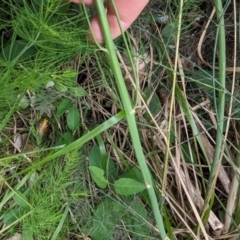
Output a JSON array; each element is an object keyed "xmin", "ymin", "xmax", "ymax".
[
  {"xmin": 202, "ymin": 1, "xmax": 226, "ymax": 221},
  {"xmin": 8, "ymin": 111, "xmax": 125, "ymax": 179},
  {"xmin": 239, "ymin": 7, "xmax": 240, "ymax": 53},
  {"xmin": 51, "ymin": 204, "xmax": 69, "ymax": 240},
  {"xmin": 93, "ymin": 0, "xmax": 167, "ymax": 238},
  {"xmin": 162, "ymin": 0, "xmax": 183, "ymax": 195},
  {"xmin": 233, "ymin": 142, "xmax": 240, "ymax": 225}
]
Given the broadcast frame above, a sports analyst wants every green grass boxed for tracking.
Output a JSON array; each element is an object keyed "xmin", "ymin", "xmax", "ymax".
[{"xmin": 1, "ymin": 0, "xmax": 240, "ymax": 239}]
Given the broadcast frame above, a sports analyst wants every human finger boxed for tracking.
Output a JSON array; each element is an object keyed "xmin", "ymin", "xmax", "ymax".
[
  {"xmin": 90, "ymin": 0, "xmax": 149, "ymax": 43},
  {"xmin": 70, "ymin": 0, "xmax": 94, "ymax": 6}
]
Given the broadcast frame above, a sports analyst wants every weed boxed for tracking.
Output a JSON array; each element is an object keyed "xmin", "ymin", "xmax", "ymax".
[{"xmin": 1, "ymin": 0, "xmax": 240, "ymax": 239}]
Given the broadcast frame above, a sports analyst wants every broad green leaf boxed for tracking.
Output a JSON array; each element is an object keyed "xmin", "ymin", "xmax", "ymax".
[
  {"xmin": 55, "ymin": 137, "xmax": 64, "ymax": 147},
  {"xmin": 89, "ymin": 145, "xmax": 102, "ymax": 168},
  {"xmin": 18, "ymin": 95, "xmax": 30, "ymax": 109},
  {"xmin": 120, "ymin": 166, "xmax": 144, "ymax": 182},
  {"xmin": 161, "ymin": 24, "xmax": 177, "ymax": 44},
  {"xmin": 91, "ymin": 220, "xmax": 114, "ymax": 240},
  {"xmin": 23, "ymin": 228, "xmax": 33, "ymax": 240},
  {"xmin": 192, "ymin": 70, "xmax": 220, "ymax": 100},
  {"xmin": 3, "ymin": 207, "xmax": 23, "ymax": 225},
  {"xmin": 62, "ymin": 68, "xmax": 77, "ymax": 79},
  {"xmin": 191, "ymin": 70, "xmax": 222, "ymax": 108},
  {"xmin": 67, "ymin": 106, "xmax": 80, "ymax": 131},
  {"xmin": 105, "ymin": 159, "xmax": 117, "ymax": 182},
  {"xmin": 0, "ymin": 40, "xmax": 36, "ymax": 62},
  {"xmin": 96, "ymin": 134, "xmax": 108, "ymax": 171},
  {"xmin": 56, "ymin": 99, "xmax": 71, "ymax": 117},
  {"xmin": 126, "ymin": 200, "xmax": 150, "ymax": 236},
  {"xmin": 113, "ymin": 178, "xmax": 146, "ymax": 195},
  {"xmin": 70, "ymin": 87, "xmax": 88, "ymax": 97},
  {"xmin": 95, "ymin": 200, "xmax": 124, "ymax": 220},
  {"xmin": 191, "ymin": 70, "xmax": 223, "ymax": 119},
  {"xmin": 181, "ymin": 143, "xmax": 197, "ymax": 164},
  {"xmin": 55, "ymin": 131, "xmax": 74, "ymax": 146},
  {"xmin": 62, "ymin": 131, "xmax": 74, "ymax": 145},
  {"xmin": 13, "ymin": 191, "xmax": 29, "ymax": 208},
  {"xmin": 120, "ymin": 168, "xmax": 149, "ymax": 202},
  {"xmin": 82, "ymin": 198, "xmax": 149, "ymax": 240},
  {"xmin": 131, "ymin": 199, "xmax": 148, "ymax": 220},
  {"xmin": 130, "ymin": 167, "xmax": 144, "ymax": 182},
  {"xmin": 169, "ymin": 124, "xmax": 176, "ymax": 143},
  {"xmin": 143, "ymin": 86, "xmax": 161, "ymax": 116},
  {"xmin": 55, "ymin": 82, "xmax": 68, "ymax": 92},
  {"xmin": 89, "ymin": 166, "xmax": 108, "ymax": 188},
  {"xmin": 82, "ymin": 211, "xmax": 114, "ymax": 240}
]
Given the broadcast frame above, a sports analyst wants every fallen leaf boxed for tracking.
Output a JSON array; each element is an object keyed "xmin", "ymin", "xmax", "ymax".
[{"xmin": 37, "ymin": 118, "xmax": 50, "ymax": 137}]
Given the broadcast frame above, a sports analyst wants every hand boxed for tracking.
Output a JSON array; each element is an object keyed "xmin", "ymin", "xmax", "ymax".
[{"xmin": 70, "ymin": 0, "xmax": 149, "ymax": 43}]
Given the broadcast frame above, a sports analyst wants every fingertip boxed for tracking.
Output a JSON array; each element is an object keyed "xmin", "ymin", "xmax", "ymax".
[
  {"xmin": 87, "ymin": 29, "xmax": 104, "ymax": 45},
  {"xmin": 89, "ymin": 16, "xmax": 105, "ymax": 44},
  {"xmin": 89, "ymin": 15, "xmax": 126, "ymax": 44},
  {"xmin": 70, "ymin": 0, "xmax": 94, "ymax": 6}
]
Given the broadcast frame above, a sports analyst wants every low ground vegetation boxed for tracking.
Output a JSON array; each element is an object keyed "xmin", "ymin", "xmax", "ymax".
[{"xmin": 0, "ymin": 0, "xmax": 240, "ymax": 239}]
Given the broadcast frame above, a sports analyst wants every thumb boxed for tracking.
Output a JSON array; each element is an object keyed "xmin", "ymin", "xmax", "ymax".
[{"xmin": 89, "ymin": 0, "xmax": 149, "ymax": 43}]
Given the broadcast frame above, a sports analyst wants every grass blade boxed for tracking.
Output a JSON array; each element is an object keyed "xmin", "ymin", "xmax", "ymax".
[
  {"xmin": 10, "ymin": 111, "xmax": 125, "ymax": 178},
  {"xmin": 93, "ymin": 0, "xmax": 167, "ymax": 238},
  {"xmin": 202, "ymin": 0, "xmax": 226, "ymax": 221},
  {"xmin": 51, "ymin": 204, "xmax": 69, "ymax": 240}
]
